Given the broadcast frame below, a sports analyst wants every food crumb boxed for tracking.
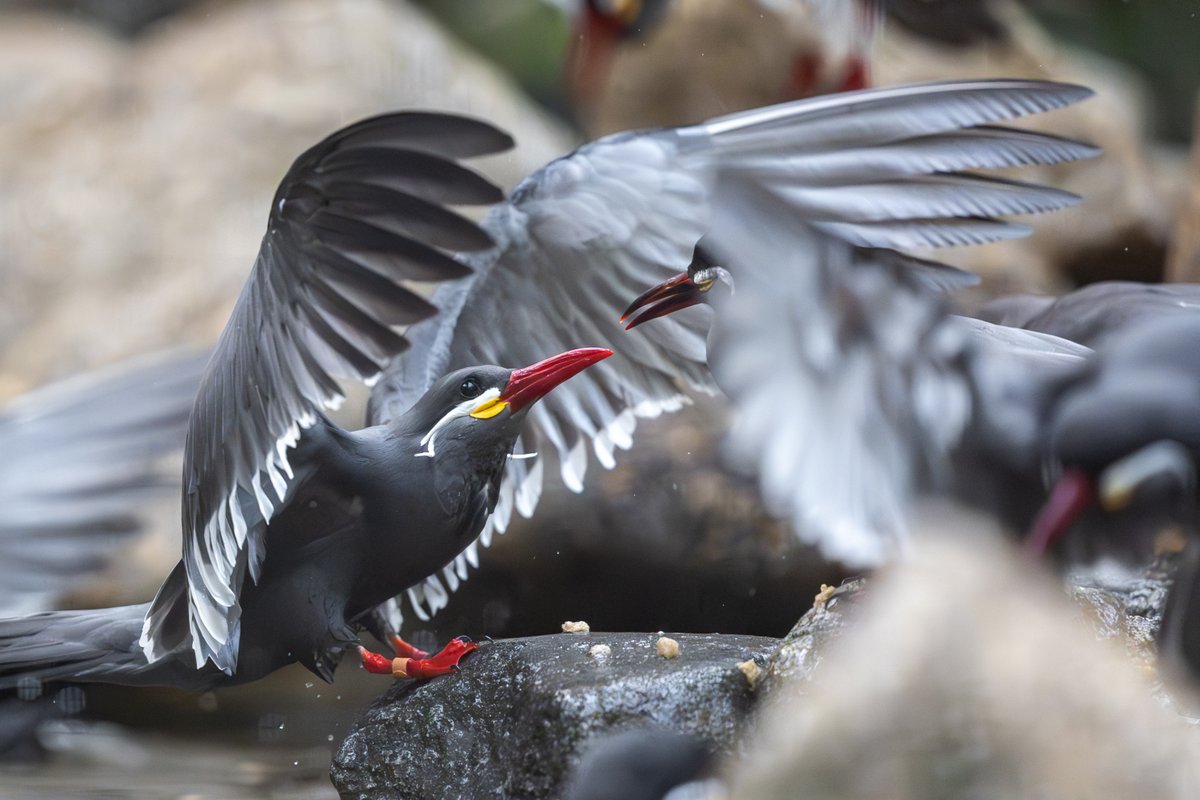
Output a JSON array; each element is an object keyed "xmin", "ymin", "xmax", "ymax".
[
  {"xmin": 562, "ymin": 620, "xmax": 591, "ymax": 633},
  {"xmin": 813, "ymin": 583, "xmax": 836, "ymax": 609},
  {"xmin": 656, "ymin": 636, "xmax": 681, "ymax": 659},
  {"xmin": 589, "ymin": 644, "xmax": 611, "ymax": 659},
  {"xmin": 737, "ymin": 659, "xmax": 762, "ymax": 690}
]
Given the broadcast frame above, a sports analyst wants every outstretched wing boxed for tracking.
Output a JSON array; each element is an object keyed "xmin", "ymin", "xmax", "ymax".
[
  {"xmin": 368, "ymin": 80, "xmax": 1096, "ymax": 621},
  {"xmin": 151, "ymin": 113, "xmax": 513, "ymax": 671},
  {"xmin": 0, "ymin": 351, "xmax": 205, "ymax": 614},
  {"xmin": 704, "ymin": 184, "xmax": 1093, "ymax": 566}
]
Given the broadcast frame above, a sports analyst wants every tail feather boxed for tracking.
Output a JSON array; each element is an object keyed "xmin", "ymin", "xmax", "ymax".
[{"xmin": 0, "ymin": 604, "xmax": 149, "ymax": 689}]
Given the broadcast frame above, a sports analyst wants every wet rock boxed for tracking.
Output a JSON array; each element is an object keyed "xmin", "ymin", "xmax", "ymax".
[
  {"xmin": 757, "ymin": 578, "xmax": 868, "ymax": 701},
  {"xmin": 331, "ymin": 632, "xmax": 775, "ymax": 800},
  {"xmin": 725, "ymin": 518, "xmax": 1200, "ymax": 800}
]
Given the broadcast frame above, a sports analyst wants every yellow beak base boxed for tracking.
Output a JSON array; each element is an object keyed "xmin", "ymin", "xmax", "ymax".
[{"xmin": 469, "ymin": 398, "xmax": 509, "ymax": 420}]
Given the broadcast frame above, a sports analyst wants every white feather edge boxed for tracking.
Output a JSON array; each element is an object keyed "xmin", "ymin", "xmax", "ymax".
[{"xmin": 397, "ymin": 393, "xmax": 692, "ymax": 627}]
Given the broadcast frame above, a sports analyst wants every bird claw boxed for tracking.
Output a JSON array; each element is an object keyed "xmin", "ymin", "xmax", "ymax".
[{"xmin": 359, "ymin": 638, "xmax": 479, "ymax": 680}]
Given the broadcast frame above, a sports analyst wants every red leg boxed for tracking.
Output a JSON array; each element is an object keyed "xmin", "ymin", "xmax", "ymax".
[
  {"xmin": 358, "ymin": 637, "xmax": 479, "ymax": 680},
  {"xmin": 388, "ymin": 634, "xmax": 430, "ymax": 661}
]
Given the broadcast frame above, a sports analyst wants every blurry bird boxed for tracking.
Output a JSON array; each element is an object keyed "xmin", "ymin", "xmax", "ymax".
[
  {"xmin": 0, "ymin": 79, "xmax": 1093, "ymax": 689},
  {"xmin": 0, "ymin": 350, "xmax": 203, "ymax": 758},
  {"xmin": 566, "ymin": 0, "xmax": 878, "ymax": 134},
  {"xmin": 563, "ymin": 729, "xmax": 714, "ymax": 800},
  {"xmin": 0, "ymin": 350, "xmax": 205, "ymax": 615},
  {"xmin": 622, "ymin": 188, "xmax": 1093, "ymax": 565},
  {"xmin": 976, "ymin": 281, "xmax": 1200, "ymax": 349},
  {"xmin": 0, "ymin": 111, "xmax": 612, "ymax": 690},
  {"xmin": 563, "ymin": 0, "xmax": 1006, "ymax": 135}
]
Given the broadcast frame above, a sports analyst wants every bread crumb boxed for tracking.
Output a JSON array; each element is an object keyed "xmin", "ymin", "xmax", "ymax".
[
  {"xmin": 656, "ymin": 636, "xmax": 681, "ymax": 659},
  {"xmin": 589, "ymin": 644, "xmax": 611, "ymax": 659},
  {"xmin": 562, "ymin": 620, "xmax": 591, "ymax": 633},
  {"xmin": 737, "ymin": 659, "xmax": 762, "ymax": 690}
]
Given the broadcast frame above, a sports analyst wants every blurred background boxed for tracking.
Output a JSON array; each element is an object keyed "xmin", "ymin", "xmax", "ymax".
[{"xmin": 0, "ymin": 0, "xmax": 1196, "ymax": 797}]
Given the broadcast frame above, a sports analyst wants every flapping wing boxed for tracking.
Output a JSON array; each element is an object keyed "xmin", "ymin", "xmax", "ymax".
[
  {"xmin": 0, "ymin": 351, "xmax": 205, "ymax": 615},
  {"xmin": 702, "ymin": 188, "xmax": 975, "ymax": 566},
  {"xmin": 368, "ymin": 79, "xmax": 1095, "ymax": 619},
  {"xmin": 703, "ymin": 188, "xmax": 1093, "ymax": 566},
  {"xmin": 156, "ymin": 113, "xmax": 512, "ymax": 671}
]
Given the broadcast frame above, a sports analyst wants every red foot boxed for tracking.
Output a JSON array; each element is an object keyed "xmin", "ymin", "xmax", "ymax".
[
  {"xmin": 388, "ymin": 634, "xmax": 430, "ymax": 661},
  {"xmin": 358, "ymin": 636, "xmax": 479, "ymax": 680}
]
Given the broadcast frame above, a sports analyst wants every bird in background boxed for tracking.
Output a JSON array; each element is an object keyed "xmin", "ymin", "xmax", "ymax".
[
  {"xmin": 0, "ymin": 78, "xmax": 1093, "ymax": 692},
  {"xmin": 562, "ymin": 0, "xmax": 1006, "ymax": 135}
]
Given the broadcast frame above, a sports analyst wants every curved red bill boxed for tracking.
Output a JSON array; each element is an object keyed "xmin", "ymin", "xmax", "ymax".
[
  {"xmin": 1023, "ymin": 468, "xmax": 1095, "ymax": 558},
  {"xmin": 621, "ymin": 272, "xmax": 703, "ymax": 330},
  {"xmin": 501, "ymin": 347, "xmax": 613, "ymax": 412}
]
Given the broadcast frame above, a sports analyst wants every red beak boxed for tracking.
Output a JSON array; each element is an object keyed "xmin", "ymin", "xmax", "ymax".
[
  {"xmin": 500, "ymin": 348, "xmax": 613, "ymax": 413},
  {"xmin": 1023, "ymin": 468, "xmax": 1095, "ymax": 558},
  {"xmin": 620, "ymin": 272, "xmax": 703, "ymax": 330}
]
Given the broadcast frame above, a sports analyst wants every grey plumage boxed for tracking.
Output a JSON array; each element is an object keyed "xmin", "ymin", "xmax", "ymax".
[
  {"xmin": 371, "ymin": 78, "xmax": 1097, "ymax": 618},
  {"xmin": 978, "ymin": 281, "xmax": 1200, "ymax": 348},
  {"xmin": 690, "ymin": 186, "xmax": 1091, "ymax": 564},
  {"xmin": 0, "ymin": 81, "xmax": 1102, "ymax": 688},
  {"xmin": 0, "ymin": 351, "xmax": 205, "ymax": 615},
  {"xmin": 160, "ymin": 112, "xmax": 512, "ymax": 672}
]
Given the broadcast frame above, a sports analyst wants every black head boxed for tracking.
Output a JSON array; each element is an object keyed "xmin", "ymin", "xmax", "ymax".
[{"xmin": 402, "ymin": 349, "xmax": 613, "ymax": 457}]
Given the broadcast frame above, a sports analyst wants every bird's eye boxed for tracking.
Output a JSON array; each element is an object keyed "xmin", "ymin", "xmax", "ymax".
[{"xmin": 459, "ymin": 377, "xmax": 483, "ymax": 398}]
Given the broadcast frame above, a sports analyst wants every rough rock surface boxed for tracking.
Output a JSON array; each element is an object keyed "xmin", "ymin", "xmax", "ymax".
[
  {"xmin": 331, "ymin": 632, "xmax": 776, "ymax": 800},
  {"xmin": 726, "ymin": 519, "xmax": 1200, "ymax": 800},
  {"xmin": 757, "ymin": 577, "xmax": 869, "ymax": 701}
]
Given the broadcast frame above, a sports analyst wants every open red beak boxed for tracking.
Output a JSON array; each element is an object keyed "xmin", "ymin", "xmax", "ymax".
[
  {"xmin": 620, "ymin": 272, "xmax": 703, "ymax": 330},
  {"xmin": 1023, "ymin": 468, "xmax": 1095, "ymax": 558},
  {"xmin": 500, "ymin": 348, "xmax": 613, "ymax": 413}
]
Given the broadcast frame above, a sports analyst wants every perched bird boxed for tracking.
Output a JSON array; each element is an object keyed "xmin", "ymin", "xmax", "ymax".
[
  {"xmin": 565, "ymin": 0, "xmax": 880, "ymax": 134},
  {"xmin": 563, "ymin": 0, "xmax": 1006, "ymax": 135},
  {"xmin": 0, "ymin": 79, "xmax": 1094, "ymax": 690},
  {"xmin": 0, "ymin": 350, "xmax": 205, "ymax": 615},
  {"xmin": 0, "ymin": 111, "xmax": 612, "ymax": 690}
]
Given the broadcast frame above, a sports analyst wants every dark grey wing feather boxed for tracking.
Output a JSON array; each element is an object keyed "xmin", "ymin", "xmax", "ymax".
[
  {"xmin": 0, "ymin": 351, "xmax": 204, "ymax": 615},
  {"xmin": 369, "ymin": 79, "xmax": 1096, "ymax": 621},
  {"xmin": 979, "ymin": 282, "xmax": 1200, "ymax": 349},
  {"xmin": 151, "ymin": 113, "xmax": 511, "ymax": 672}
]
